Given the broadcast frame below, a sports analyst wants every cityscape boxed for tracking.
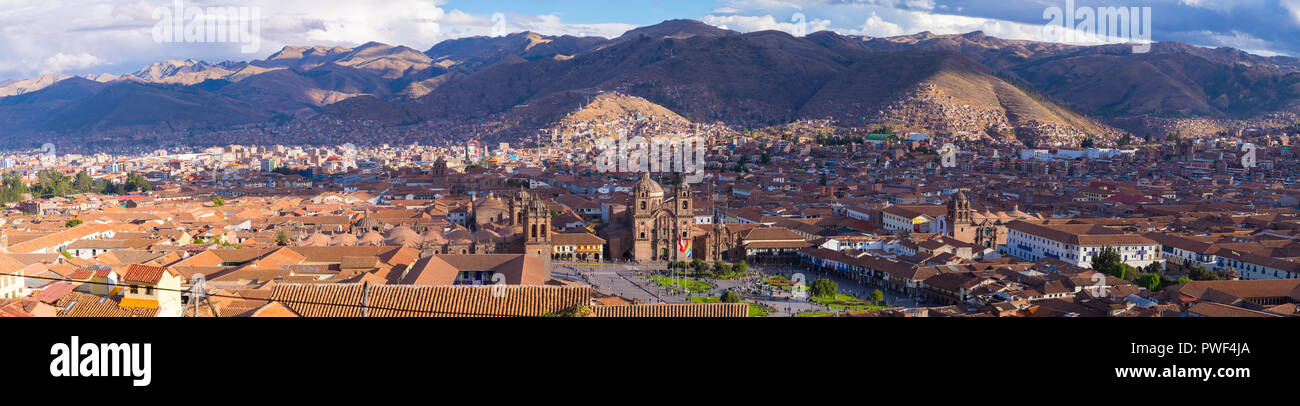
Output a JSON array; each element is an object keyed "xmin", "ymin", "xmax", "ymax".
[{"xmin": 1, "ymin": 1, "xmax": 1298, "ymax": 323}]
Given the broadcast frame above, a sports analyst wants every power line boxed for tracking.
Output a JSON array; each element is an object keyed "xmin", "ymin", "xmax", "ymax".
[{"xmin": 1, "ymin": 272, "xmax": 544, "ymax": 317}]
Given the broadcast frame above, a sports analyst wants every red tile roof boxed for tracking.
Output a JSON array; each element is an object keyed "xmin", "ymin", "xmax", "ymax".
[
  {"xmin": 269, "ymin": 284, "xmax": 593, "ymax": 317},
  {"xmin": 121, "ymin": 264, "xmax": 175, "ymax": 284}
]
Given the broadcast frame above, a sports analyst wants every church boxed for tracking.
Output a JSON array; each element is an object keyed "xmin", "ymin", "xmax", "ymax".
[
  {"xmin": 603, "ymin": 173, "xmax": 737, "ymax": 263},
  {"xmin": 946, "ymin": 191, "xmax": 1042, "ymax": 248}
]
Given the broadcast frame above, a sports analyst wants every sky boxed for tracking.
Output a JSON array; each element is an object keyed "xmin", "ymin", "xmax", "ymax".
[{"xmin": 2, "ymin": 0, "xmax": 1300, "ymax": 81}]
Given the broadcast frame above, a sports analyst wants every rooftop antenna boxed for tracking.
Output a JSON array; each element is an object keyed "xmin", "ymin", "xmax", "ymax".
[{"xmin": 186, "ymin": 273, "xmax": 216, "ymax": 317}]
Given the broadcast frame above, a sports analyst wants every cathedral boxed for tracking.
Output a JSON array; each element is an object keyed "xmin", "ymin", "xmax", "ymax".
[
  {"xmin": 946, "ymin": 191, "xmax": 1042, "ymax": 248},
  {"xmin": 600, "ymin": 173, "xmax": 738, "ymax": 263},
  {"xmin": 631, "ymin": 172, "xmax": 697, "ymax": 261}
]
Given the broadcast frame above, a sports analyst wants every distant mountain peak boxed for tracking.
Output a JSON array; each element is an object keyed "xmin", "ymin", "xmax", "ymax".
[{"xmin": 616, "ymin": 19, "xmax": 738, "ymax": 42}]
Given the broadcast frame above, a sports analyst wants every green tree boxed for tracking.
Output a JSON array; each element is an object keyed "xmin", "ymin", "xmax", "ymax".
[
  {"xmin": 712, "ymin": 261, "xmax": 730, "ymax": 275},
  {"xmin": 73, "ymin": 171, "xmax": 93, "ymax": 193},
  {"xmin": 810, "ymin": 278, "xmax": 837, "ymax": 299},
  {"xmin": 212, "ymin": 196, "xmax": 226, "ymax": 207},
  {"xmin": 0, "ymin": 172, "xmax": 29, "ymax": 202},
  {"xmin": 870, "ymin": 289, "xmax": 884, "ymax": 305},
  {"xmin": 1188, "ymin": 265, "xmax": 1220, "ymax": 281},
  {"xmin": 64, "ymin": 219, "xmax": 83, "ymax": 228},
  {"xmin": 691, "ymin": 259, "xmax": 706, "ymax": 273},
  {"xmin": 1091, "ymin": 246, "xmax": 1123, "ymax": 277},
  {"xmin": 720, "ymin": 290, "xmax": 742, "ymax": 303},
  {"xmin": 276, "ymin": 230, "xmax": 290, "ymax": 246},
  {"xmin": 552, "ymin": 304, "xmax": 592, "ymax": 317},
  {"xmin": 1136, "ymin": 273, "xmax": 1161, "ymax": 291},
  {"xmin": 1143, "ymin": 262, "xmax": 1164, "ymax": 275},
  {"xmin": 735, "ymin": 261, "xmax": 748, "ymax": 274},
  {"xmin": 1176, "ymin": 276, "xmax": 1191, "ymax": 284}
]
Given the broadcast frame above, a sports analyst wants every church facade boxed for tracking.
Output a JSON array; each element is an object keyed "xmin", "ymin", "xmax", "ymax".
[
  {"xmin": 946, "ymin": 192, "xmax": 1041, "ymax": 248},
  {"xmin": 602, "ymin": 173, "xmax": 738, "ymax": 263}
]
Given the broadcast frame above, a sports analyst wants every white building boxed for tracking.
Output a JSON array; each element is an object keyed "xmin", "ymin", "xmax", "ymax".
[{"xmin": 1002, "ymin": 221, "xmax": 1161, "ymax": 269}]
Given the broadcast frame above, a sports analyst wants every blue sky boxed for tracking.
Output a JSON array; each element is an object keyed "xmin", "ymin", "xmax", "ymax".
[{"xmin": 2, "ymin": 0, "xmax": 1300, "ymax": 81}]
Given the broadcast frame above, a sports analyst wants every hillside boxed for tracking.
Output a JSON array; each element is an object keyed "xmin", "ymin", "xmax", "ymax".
[{"xmin": 1, "ymin": 19, "xmax": 1298, "ymax": 144}]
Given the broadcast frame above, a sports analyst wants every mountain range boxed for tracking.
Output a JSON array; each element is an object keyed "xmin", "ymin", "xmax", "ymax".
[{"xmin": 2, "ymin": 19, "xmax": 1298, "ymax": 146}]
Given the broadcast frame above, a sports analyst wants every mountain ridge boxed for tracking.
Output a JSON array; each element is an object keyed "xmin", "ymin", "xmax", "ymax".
[{"xmin": 2, "ymin": 19, "xmax": 1298, "ymax": 145}]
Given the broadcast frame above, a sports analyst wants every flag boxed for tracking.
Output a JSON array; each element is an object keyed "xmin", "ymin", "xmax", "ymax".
[{"xmin": 678, "ymin": 238, "xmax": 692, "ymax": 259}]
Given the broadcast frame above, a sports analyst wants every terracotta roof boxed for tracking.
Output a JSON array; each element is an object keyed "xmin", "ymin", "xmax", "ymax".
[
  {"xmin": 1006, "ymin": 220, "xmax": 1157, "ymax": 246},
  {"xmin": 55, "ymin": 292, "xmax": 158, "ymax": 317},
  {"xmin": 269, "ymin": 284, "xmax": 593, "ymax": 317},
  {"xmin": 1188, "ymin": 302, "xmax": 1283, "ymax": 317},
  {"xmin": 120, "ymin": 264, "xmax": 176, "ymax": 284},
  {"xmin": 551, "ymin": 232, "xmax": 606, "ymax": 245}
]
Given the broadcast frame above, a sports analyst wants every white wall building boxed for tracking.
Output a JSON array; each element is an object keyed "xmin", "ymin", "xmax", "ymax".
[{"xmin": 1002, "ymin": 221, "xmax": 1161, "ymax": 269}]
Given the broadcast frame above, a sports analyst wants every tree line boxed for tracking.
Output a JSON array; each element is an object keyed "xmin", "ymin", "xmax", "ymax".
[{"xmin": 0, "ymin": 170, "xmax": 151, "ymax": 202}]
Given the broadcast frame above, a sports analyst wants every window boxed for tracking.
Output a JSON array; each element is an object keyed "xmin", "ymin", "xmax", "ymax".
[{"xmin": 130, "ymin": 285, "xmax": 138, "ymax": 294}]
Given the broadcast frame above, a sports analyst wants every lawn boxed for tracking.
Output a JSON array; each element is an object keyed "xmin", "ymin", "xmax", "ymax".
[
  {"xmin": 649, "ymin": 276, "xmax": 714, "ymax": 294},
  {"xmin": 687, "ymin": 296, "xmax": 719, "ymax": 303},
  {"xmin": 810, "ymin": 294, "xmax": 887, "ymax": 311},
  {"xmin": 677, "ymin": 271, "xmax": 746, "ymax": 280},
  {"xmin": 795, "ymin": 311, "xmax": 836, "ymax": 318},
  {"xmin": 763, "ymin": 275, "xmax": 795, "ymax": 290}
]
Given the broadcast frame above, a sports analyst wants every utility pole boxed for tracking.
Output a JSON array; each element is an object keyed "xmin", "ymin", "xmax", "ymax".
[
  {"xmin": 187, "ymin": 273, "xmax": 216, "ymax": 317},
  {"xmin": 360, "ymin": 281, "xmax": 370, "ymax": 317}
]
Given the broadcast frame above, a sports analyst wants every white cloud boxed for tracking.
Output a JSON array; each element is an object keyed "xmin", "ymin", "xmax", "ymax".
[
  {"xmin": 852, "ymin": 11, "xmax": 904, "ymax": 37},
  {"xmin": 0, "ymin": 0, "xmax": 637, "ymax": 80},
  {"xmin": 42, "ymin": 53, "xmax": 106, "ymax": 72},
  {"xmin": 1284, "ymin": 0, "xmax": 1300, "ymax": 23},
  {"xmin": 504, "ymin": 14, "xmax": 637, "ymax": 39}
]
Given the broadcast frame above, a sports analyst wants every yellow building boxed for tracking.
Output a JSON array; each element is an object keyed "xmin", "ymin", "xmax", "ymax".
[
  {"xmin": 119, "ymin": 264, "xmax": 183, "ymax": 317},
  {"xmin": 69, "ymin": 267, "xmax": 119, "ymax": 296},
  {"xmin": 552, "ymin": 232, "xmax": 606, "ymax": 262}
]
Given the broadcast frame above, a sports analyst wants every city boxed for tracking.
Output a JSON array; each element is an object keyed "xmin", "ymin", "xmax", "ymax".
[{"xmin": 2, "ymin": 0, "xmax": 1297, "ymax": 392}]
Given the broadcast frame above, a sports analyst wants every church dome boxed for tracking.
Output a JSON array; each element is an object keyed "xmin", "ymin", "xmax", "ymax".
[
  {"xmin": 303, "ymin": 233, "xmax": 331, "ymax": 247},
  {"xmin": 330, "ymin": 233, "xmax": 358, "ymax": 246},
  {"xmin": 473, "ymin": 229, "xmax": 503, "ymax": 243},
  {"xmin": 421, "ymin": 228, "xmax": 448, "ymax": 245},
  {"xmin": 385, "ymin": 226, "xmax": 421, "ymax": 246},
  {"xmin": 634, "ymin": 172, "xmax": 664, "ymax": 198},
  {"xmin": 476, "ymin": 195, "xmax": 507, "ymax": 211},
  {"xmin": 358, "ymin": 231, "xmax": 385, "ymax": 246},
  {"xmin": 354, "ymin": 212, "xmax": 380, "ymax": 230},
  {"xmin": 446, "ymin": 228, "xmax": 474, "ymax": 244},
  {"xmin": 385, "ymin": 225, "xmax": 419, "ymax": 240}
]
